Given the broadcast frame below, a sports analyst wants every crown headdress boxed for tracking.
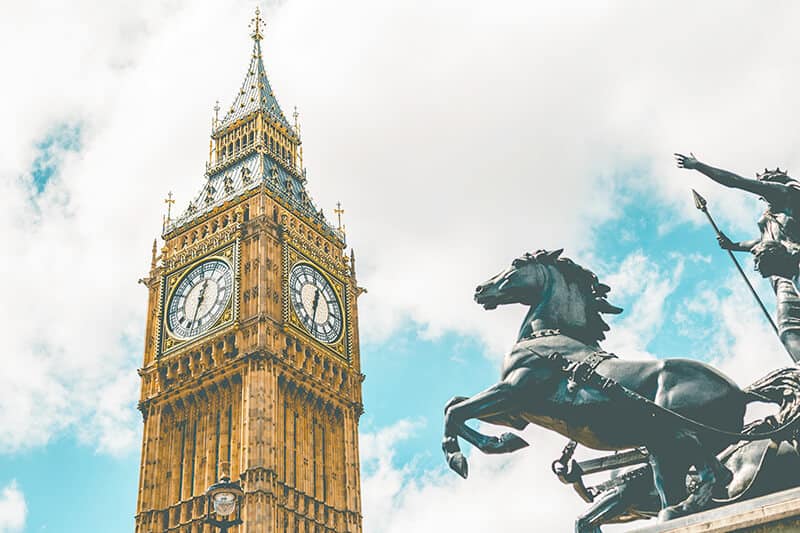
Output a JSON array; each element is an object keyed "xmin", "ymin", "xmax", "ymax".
[{"xmin": 756, "ymin": 167, "xmax": 790, "ymax": 183}]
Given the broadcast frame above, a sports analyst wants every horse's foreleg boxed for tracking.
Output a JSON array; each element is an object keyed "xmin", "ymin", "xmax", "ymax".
[
  {"xmin": 442, "ymin": 396, "xmax": 470, "ymax": 477},
  {"xmin": 443, "ymin": 372, "xmax": 531, "ymax": 478}
]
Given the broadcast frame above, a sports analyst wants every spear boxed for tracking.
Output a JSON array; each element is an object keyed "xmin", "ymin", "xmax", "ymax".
[{"xmin": 691, "ymin": 190, "xmax": 788, "ymax": 351}]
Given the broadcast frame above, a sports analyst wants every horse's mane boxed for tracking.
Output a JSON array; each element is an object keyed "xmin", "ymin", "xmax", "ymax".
[{"xmin": 521, "ymin": 249, "xmax": 623, "ymax": 342}]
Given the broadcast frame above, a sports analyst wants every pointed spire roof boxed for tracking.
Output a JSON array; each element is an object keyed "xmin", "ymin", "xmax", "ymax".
[{"xmin": 214, "ymin": 7, "xmax": 293, "ymax": 134}]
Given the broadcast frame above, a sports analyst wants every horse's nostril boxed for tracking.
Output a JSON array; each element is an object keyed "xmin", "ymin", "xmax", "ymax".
[{"xmin": 475, "ymin": 285, "xmax": 484, "ymax": 294}]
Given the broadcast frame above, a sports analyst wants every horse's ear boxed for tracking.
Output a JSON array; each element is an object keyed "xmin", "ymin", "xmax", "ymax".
[
  {"xmin": 596, "ymin": 299, "xmax": 623, "ymax": 315},
  {"xmin": 547, "ymin": 249, "xmax": 564, "ymax": 260},
  {"xmin": 596, "ymin": 283, "xmax": 611, "ymax": 296}
]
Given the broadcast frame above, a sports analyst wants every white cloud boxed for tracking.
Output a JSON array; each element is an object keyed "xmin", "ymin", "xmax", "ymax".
[
  {"xmin": 602, "ymin": 251, "xmax": 686, "ymax": 360},
  {"xmin": 0, "ymin": 481, "xmax": 26, "ymax": 533},
  {"xmin": 683, "ymin": 272, "xmax": 790, "ymax": 386},
  {"xmin": 361, "ymin": 420, "xmax": 589, "ymax": 532},
  {"xmin": 0, "ymin": 0, "xmax": 265, "ymax": 453}
]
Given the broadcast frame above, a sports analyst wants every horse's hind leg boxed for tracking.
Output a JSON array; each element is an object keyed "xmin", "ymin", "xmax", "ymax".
[
  {"xmin": 574, "ymin": 487, "xmax": 628, "ymax": 533},
  {"xmin": 648, "ymin": 448, "xmax": 690, "ymax": 522},
  {"xmin": 651, "ymin": 432, "xmax": 730, "ymax": 522},
  {"xmin": 575, "ymin": 466, "xmax": 658, "ymax": 533},
  {"xmin": 443, "ymin": 369, "xmax": 532, "ymax": 478}
]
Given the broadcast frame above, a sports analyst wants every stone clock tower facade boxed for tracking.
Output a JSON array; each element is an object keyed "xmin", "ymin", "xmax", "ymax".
[{"xmin": 135, "ymin": 10, "xmax": 363, "ymax": 533}]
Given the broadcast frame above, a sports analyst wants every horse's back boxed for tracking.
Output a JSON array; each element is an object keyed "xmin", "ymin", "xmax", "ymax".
[{"xmin": 600, "ymin": 357, "xmax": 746, "ymax": 432}]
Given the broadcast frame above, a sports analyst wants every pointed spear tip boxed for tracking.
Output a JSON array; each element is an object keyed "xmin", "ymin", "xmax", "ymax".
[{"xmin": 691, "ymin": 189, "xmax": 707, "ymax": 210}]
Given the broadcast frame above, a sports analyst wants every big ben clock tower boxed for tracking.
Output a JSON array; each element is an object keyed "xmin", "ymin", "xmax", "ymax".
[{"xmin": 135, "ymin": 9, "xmax": 364, "ymax": 532}]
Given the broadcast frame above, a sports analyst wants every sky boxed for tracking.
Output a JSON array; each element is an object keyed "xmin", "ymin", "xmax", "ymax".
[{"xmin": 1, "ymin": 1, "xmax": 800, "ymax": 531}]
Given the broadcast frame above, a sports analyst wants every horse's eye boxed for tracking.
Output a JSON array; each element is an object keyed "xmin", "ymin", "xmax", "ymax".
[{"xmin": 511, "ymin": 259, "xmax": 525, "ymax": 268}]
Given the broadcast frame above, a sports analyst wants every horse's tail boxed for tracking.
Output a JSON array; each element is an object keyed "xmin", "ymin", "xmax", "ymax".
[{"xmin": 743, "ymin": 367, "xmax": 800, "ymax": 438}]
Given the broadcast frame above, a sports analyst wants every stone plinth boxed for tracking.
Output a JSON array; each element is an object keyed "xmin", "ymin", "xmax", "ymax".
[{"xmin": 633, "ymin": 487, "xmax": 800, "ymax": 532}]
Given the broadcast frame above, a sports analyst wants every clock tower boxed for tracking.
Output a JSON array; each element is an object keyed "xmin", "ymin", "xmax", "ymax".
[{"xmin": 135, "ymin": 9, "xmax": 364, "ymax": 532}]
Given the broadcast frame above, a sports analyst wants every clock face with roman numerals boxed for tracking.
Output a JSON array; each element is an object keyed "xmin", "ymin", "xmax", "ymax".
[
  {"xmin": 289, "ymin": 263, "xmax": 343, "ymax": 344},
  {"xmin": 167, "ymin": 259, "xmax": 233, "ymax": 340}
]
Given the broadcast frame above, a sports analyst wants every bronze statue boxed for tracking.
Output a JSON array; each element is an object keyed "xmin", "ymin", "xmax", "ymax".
[
  {"xmin": 442, "ymin": 250, "xmax": 800, "ymax": 525},
  {"xmin": 676, "ymin": 153, "xmax": 800, "ymax": 360}
]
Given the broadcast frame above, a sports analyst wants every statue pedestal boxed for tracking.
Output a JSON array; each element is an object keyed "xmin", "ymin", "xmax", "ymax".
[{"xmin": 633, "ymin": 487, "xmax": 800, "ymax": 532}]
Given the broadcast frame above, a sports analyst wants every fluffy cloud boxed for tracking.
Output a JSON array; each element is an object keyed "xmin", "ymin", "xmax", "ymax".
[
  {"xmin": 361, "ymin": 419, "xmax": 593, "ymax": 533},
  {"xmin": 0, "ymin": 0, "xmax": 279, "ymax": 453},
  {"xmin": 0, "ymin": 481, "xmax": 26, "ymax": 533},
  {"xmin": 682, "ymin": 272, "xmax": 790, "ymax": 385},
  {"xmin": 286, "ymin": 0, "xmax": 800, "ymax": 354},
  {"xmin": 602, "ymin": 251, "xmax": 687, "ymax": 360}
]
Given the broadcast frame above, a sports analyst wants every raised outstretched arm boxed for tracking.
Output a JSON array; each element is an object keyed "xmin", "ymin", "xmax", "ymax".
[
  {"xmin": 675, "ymin": 153, "xmax": 789, "ymax": 204},
  {"xmin": 719, "ymin": 235, "xmax": 760, "ymax": 253}
]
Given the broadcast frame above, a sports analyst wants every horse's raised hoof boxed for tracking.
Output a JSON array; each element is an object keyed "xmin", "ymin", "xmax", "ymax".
[
  {"xmin": 485, "ymin": 432, "xmax": 529, "ymax": 454},
  {"xmin": 448, "ymin": 452, "xmax": 469, "ymax": 479},
  {"xmin": 575, "ymin": 517, "xmax": 602, "ymax": 533},
  {"xmin": 499, "ymin": 432, "xmax": 529, "ymax": 452}
]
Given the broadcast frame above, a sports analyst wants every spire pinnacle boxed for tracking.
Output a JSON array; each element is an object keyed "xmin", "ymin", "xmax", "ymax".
[
  {"xmin": 164, "ymin": 191, "xmax": 175, "ymax": 222},
  {"xmin": 162, "ymin": 191, "xmax": 175, "ymax": 232},
  {"xmin": 335, "ymin": 201, "xmax": 345, "ymax": 233},
  {"xmin": 250, "ymin": 6, "xmax": 264, "ymax": 42}
]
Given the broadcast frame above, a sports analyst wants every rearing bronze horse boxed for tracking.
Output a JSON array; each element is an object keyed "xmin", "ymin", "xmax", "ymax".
[{"xmin": 442, "ymin": 249, "xmax": 800, "ymax": 522}]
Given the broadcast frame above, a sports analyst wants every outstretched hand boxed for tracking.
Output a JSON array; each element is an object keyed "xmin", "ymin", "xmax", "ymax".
[
  {"xmin": 675, "ymin": 152, "xmax": 699, "ymax": 170},
  {"xmin": 717, "ymin": 233, "xmax": 736, "ymax": 251}
]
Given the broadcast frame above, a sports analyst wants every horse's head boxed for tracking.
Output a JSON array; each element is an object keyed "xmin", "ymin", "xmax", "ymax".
[
  {"xmin": 474, "ymin": 250, "xmax": 560, "ymax": 310},
  {"xmin": 475, "ymin": 249, "xmax": 623, "ymax": 342}
]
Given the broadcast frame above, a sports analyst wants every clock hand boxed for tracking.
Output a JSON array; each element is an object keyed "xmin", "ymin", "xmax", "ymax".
[
  {"xmin": 191, "ymin": 280, "xmax": 209, "ymax": 326},
  {"xmin": 311, "ymin": 287, "xmax": 321, "ymax": 323}
]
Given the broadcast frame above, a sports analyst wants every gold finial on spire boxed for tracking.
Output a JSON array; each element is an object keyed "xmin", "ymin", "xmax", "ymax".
[
  {"xmin": 164, "ymin": 191, "xmax": 175, "ymax": 227},
  {"xmin": 334, "ymin": 201, "xmax": 345, "ymax": 233},
  {"xmin": 293, "ymin": 106, "xmax": 300, "ymax": 133},
  {"xmin": 250, "ymin": 6, "xmax": 264, "ymax": 42},
  {"xmin": 151, "ymin": 238, "xmax": 158, "ymax": 270},
  {"xmin": 213, "ymin": 100, "xmax": 220, "ymax": 124}
]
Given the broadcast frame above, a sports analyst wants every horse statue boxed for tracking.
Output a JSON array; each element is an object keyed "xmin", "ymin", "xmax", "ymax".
[{"xmin": 442, "ymin": 249, "xmax": 800, "ymax": 524}]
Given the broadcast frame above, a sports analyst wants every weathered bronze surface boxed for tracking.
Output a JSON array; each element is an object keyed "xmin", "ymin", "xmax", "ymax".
[{"xmin": 442, "ymin": 250, "xmax": 800, "ymax": 531}]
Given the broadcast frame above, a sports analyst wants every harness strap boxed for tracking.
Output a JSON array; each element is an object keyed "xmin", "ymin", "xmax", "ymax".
[
  {"xmin": 545, "ymin": 351, "xmax": 800, "ymax": 442},
  {"xmin": 565, "ymin": 351, "xmax": 617, "ymax": 393}
]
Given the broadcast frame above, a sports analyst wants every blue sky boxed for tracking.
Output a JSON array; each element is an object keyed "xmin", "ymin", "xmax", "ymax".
[{"xmin": 2, "ymin": 2, "xmax": 800, "ymax": 532}]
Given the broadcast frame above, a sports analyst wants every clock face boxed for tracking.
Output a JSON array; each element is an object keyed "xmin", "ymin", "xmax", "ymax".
[
  {"xmin": 167, "ymin": 258, "xmax": 233, "ymax": 340},
  {"xmin": 289, "ymin": 263, "xmax": 343, "ymax": 343}
]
